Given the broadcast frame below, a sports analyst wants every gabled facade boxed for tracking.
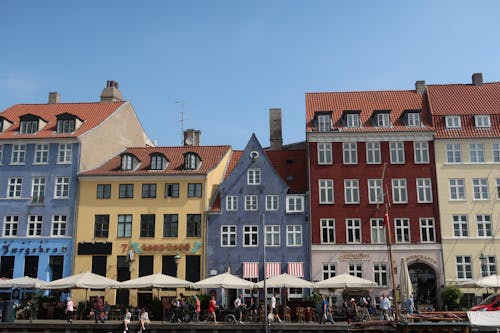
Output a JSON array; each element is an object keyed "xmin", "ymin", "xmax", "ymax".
[
  {"xmin": 306, "ymin": 84, "xmax": 443, "ymax": 308},
  {"xmin": 206, "ymin": 134, "xmax": 310, "ymax": 303},
  {"xmin": 0, "ymin": 81, "xmax": 152, "ymax": 284},
  {"xmin": 75, "ymin": 140, "xmax": 231, "ymax": 307},
  {"xmin": 428, "ymin": 74, "xmax": 500, "ymax": 301}
]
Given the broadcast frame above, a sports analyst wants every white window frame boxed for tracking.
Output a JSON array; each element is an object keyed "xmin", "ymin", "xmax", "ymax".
[
  {"xmin": 265, "ymin": 195, "xmax": 279, "ymax": 211},
  {"xmin": 244, "ymin": 195, "xmax": 258, "ymax": 211},
  {"xmin": 390, "ymin": 142, "xmax": 405, "ymax": 164},
  {"xmin": 449, "ymin": 178, "xmax": 466, "ymax": 200},
  {"xmin": 481, "ymin": 256, "xmax": 496, "ymax": 277},
  {"xmin": 366, "ymin": 142, "xmax": 381, "ymax": 164},
  {"xmin": 446, "ymin": 143, "xmax": 462, "ymax": 163},
  {"xmin": 34, "ymin": 143, "xmax": 49, "ymax": 164},
  {"xmin": 320, "ymin": 218, "xmax": 335, "ymax": 244},
  {"xmin": 319, "ymin": 179, "xmax": 334, "ymax": 204},
  {"xmin": 469, "ymin": 143, "xmax": 485, "ymax": 163},
  {"xmin": 286, "ymin": 195, "xmax": 304, "ymax": 213},
  {"xmin": 348, "ymin": 263, "xmax": 363, "ymax": 278},
  {"xmin": 392, "ymin": 178, "xmax": 408, "ymax": 204},
  {"xmin": 395, "ymin": 218, "xmax": 410, "ymax": 243},
  {"xmin": 7, "ymin": 177, "xmax": 23, "ymax": 198},
  {"xmin": 31, "ymin": 177, "xmax": 46, "ymax": 204},
  {"xmin": 370, "ymin": 218, "xmax": 386, "ymax": 244},
  {"xmin": 472, "ymin": 178, "xmax": 489, "ymax": 200},
  {"xmin": 265, "ymin": 225, "xmax": 280, "ymax": 247},
  {"xmin": 318, "ymin": 142, "xmax": 332, "ymax": 165},
  {"xmin": 247, "ymin": 169, "xmax": 261, "ymax": 185},
  {"xmin": 243, "ymin": 225, "xmax": 258, "ymax": 247},
  {"xmin": 317, "ymin": 114, "xmax": 331, "ymax": 132},
  {"xmin": 414, "ymin": 141, "xmax": 429, "ymax": 164},
  {"xmin": 456, "ymin": 256, "xmax": 472, "ymax": 279},
  {"xmin": 420, "ymin": 218, "xmax": 435, "ymax": 243},
  {"xmin": 322, "ymin": 263, "xmax": 336, "ymax": 280},
  {"xmin": 0, "ymin": 144, "xmax": 3, "ymax": 165},
  {"xmin": 3, "ymin": 216, "xmax": 18, "ymax": 237},
  {"xmin": 221, "ymin": 225, "xmax": 237, "ymax": 247},
  {"xmin": 407, "ymin": 112, "xmax": 421, "ymax": 127},
  {"xmin": 475, "ymin": 115, "xmax": 491, "ymax": 128},
  {"xmin": 493, "ymin": 143, "xmax": 500, "ymax": 163},
  {"xmin": 346, "ymin": 113, "xmax": 360, "ymax": 128},
  {"xmin": 346, "ymin": 218, "xmax": 361, "ymax": 244},
  {"xmin": 57, "ymin": 143, "xmax": 72, "ymax": 164},
  {"xmin": 344, "ymin": 179, "xmax": 360, "ymax": 204},
  {"xmin": 286, "ymin": 225, "xmax": 302, "ymax": 247},
  {"xmin": 477, "ymin": 215, "xmax": 492, "ymax": 237},
  {"xmin": 446, "ymin": 116, "xmax": 461, "ymax": 129},
  {"xmin": 226, "ymin": 195, "xmax": 238, "ymax": 211},
  {"xmin": 376, "ymin": 113, "xmax": 390, "ymax": 127},
  {"xmin": 374, "ymin": 263, "xmax": 388, "ymax": 287},
  {"xmin": 54, "ymin": 176, "xmax": 70, "ymax": 199},
  {"xmin": 27, "ymin": 215, "xmax": 43, "ymax": 236},
  {"xmin": 11, "ymin": 144, "xmax": 26, "ymax": 164},
  {"xmin": 51, "ymin": 215, "xmax": 67, "ymax": 236},
  {"xmin": 368, "ymin": 179, "xmax": 383, "ymax": 204},
  {"xmin": 343, "ymin": 142, "xmax": 358, "ymax": 165},
  {"xmin": 453, "ymin": 215, "xmax": 468, "ymax": 238},
  {"xmin": 416, "ymin": 178, "xmax": 432, "ymax": 203}
]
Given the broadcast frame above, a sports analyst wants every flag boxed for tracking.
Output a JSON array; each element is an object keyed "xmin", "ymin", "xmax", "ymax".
[{"xmin": 384, "ymin": 211, "xmax": 389, "ymax": 226}]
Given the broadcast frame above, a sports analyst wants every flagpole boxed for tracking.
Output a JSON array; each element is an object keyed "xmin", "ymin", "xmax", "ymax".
[
  {"xmin": 385, "ymin": 206, "xmax": 399, "ymax": 322},
  {"xmin": 262, "ymin": 213, "xmax": 269, "ymax": 333}
]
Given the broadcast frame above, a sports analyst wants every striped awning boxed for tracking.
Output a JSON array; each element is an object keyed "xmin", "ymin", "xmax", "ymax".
[
  {"xmin": 243, "ymin": 262, "xmax": 259, "ymax": 279},
  {"xmin": 287, "ymin": 262, "xmax": 304, "ymax": 278},
  {"xmin": 265, "ymin": 262, "xmax": 281, "ymax": 278}
]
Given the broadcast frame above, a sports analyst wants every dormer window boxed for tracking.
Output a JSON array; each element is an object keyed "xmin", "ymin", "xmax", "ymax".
[
  {"xmin": 150, "ymin": 153, "xmax": 168, "ymax": 171},
  {"xmin": 56, "ymin": 113, "xmax": 82, "ymax": 134},
  {"xmin": 316, "ymin": 112, "xmax": 332, "ymax": 132},
  {"xmin": 344, "ymin": 111, "xmax": 361, "ymax": 128},
  {"xmin": 374, "ymin": 111, "xmax": 391, "ymax": 127},
  {"xmin": 19, "ymin": 114, "xmax": 40, "ymax": 134},
  {"xmin": 0, "ymin": 117, "xmax": 13, "ymax": 133},
  {"xmin": 406, "ymin": 111, "xmax": 421, "ymax": 127},
  {"xmin": 445, "ymin": 116, "xmax": 461, "ymax": 129},
  {"xmin": 121, "ymin": 153, "xmax": 138, "ymax": 171},
  {"xmin": 184, "ymin": 152, "xmax": 201, "ymax": 170},
  {"xmin": 475, "ymin": 115, "xmax": 491, "ymax": 129}
]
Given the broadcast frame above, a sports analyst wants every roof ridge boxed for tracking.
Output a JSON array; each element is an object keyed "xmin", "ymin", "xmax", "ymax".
[{"xmin": 306, "ymin": 89, "xmax": 418, "ymax": 94}]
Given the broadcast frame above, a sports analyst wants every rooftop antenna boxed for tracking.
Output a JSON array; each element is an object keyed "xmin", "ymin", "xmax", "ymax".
[{"xmin": 176, "ymin": 101, "xmax": 188, "ymax": 145}]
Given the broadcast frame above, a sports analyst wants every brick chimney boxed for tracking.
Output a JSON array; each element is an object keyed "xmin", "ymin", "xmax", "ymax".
[
  {"xmin": 269, "ymin": 108, "xmax": 283, "ymax": 151},
  {"xmin": 415, "ymin": 80, "xmax": 426, "ymax": 94},
  {"xmin": 472, "ymin": 73, "xmax": 483, "ymax": 86},
  {"xmin": 100, "ymin": 80, "xmax": 123, "ymax": 102},
  {"xmin": 48, "ymin": 92, "xmax": 60, "ymax": 104},
  {"xmin": 184, "ymin": 129, "xmax": 201, "ymax": 146}
]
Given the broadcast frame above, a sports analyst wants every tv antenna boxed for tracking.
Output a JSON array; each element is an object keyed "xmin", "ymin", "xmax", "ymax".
[{"xmin": 176, "ymin": 101, "xmax": 188, "ymax": 145}]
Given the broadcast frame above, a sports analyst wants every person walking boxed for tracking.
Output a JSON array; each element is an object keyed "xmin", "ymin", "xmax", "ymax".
[
  {"xmin": 271, "ymin": 293, "xmax": 282, "ymax": 323},
  {"xmin": 406, "ymin": 294, "xmax": 416, "ymax": 314},
  {"xmin": 207, "ymin": 295, "xmax": 217, "ymax": 323},
  {"xmin": 234, "ymin": 293, "xmax": 244, "ymax": 323},
  {"xmin": 65, "ymin": 296, "xmax": 74, "ymax": 323},
  {"xmin": 319, "ymin": 295, "xmax": 334, "ymax": 324},
  {"xmin": 379, "ymin": 293, "xmax": 390, "ymax": 320},
  {"xmin": 193, "ymin": 296, "xmax": 201, "ymax": 322}
]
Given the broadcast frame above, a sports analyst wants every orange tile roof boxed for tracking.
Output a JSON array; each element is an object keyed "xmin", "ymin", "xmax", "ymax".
[
  {"xmin": 224, "ymin": 150, "xmax": 243, "ymax": 180},
  {"xmin": 265, "ymin": 149, "xmax": 307, "ymax": 193},
  {"xmin": 81, "ymin": 145, "xmax": 231, "ymax": 176},
  {"xmin": 427, "ymin": 82, "xmax": 500, "ymax": 139},
  {"xmin": 0, "ymin": 102, "xmax": 127, "ymax": 139},
  {"xmin": 305, "ymin": 90, "xmax": 431, "ymax": 132}
]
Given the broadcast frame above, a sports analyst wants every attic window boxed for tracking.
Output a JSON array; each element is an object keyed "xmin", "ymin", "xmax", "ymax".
[
  {"xmin": 374, "ymin": 111, "xmax": 391, "ymax": 127},
  {"xmin": 344, "ymin": 111, "xmax": 361, "ymax": 128},
  {"xmin": 184, "ymin": 152, "xmax": 201, "ymax": 170},
  {"xmin": 475, "ymin": 115, "xmax": 491, "ymax": 129},
  {"xmin": 121, "ymin": 154, "xmax": 137, "ymax": 171},
  {"xmin": 150, "ymin": 153, "xmax": 167, "ymax": 171},
  {"xmin": 406, "ymin": 111, "xmax": 421, "ymax": 127},
  {"xmin": 57, "ymin": 119, "xmax": 76, "ymax": 133},
  {"xmin": 315, "ymin": 112, "xmax": 332, "ymax": 132},
  {"xmin": 20, "ymin": 119, "xmax": 39, "ymax": 134},
  {"xmin": 445, "ymin": 116, "xmax": 461, "ymax": 129}
]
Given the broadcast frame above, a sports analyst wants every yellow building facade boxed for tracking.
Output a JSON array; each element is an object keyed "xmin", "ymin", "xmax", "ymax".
[{"xmin": 73, "ymin": 143, "xmax": 231, "ymax": 306}]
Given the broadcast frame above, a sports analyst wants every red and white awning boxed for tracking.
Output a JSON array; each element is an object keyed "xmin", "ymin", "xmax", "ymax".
[
  {"xmin": 243, "ymin": 262, "xmax": 259, "ymax": 279},
  {"xmin": 287, "ymin": 262, "xmax": 304, "ymax": 278},
  {"xmin": 265, "ymin": 262, "xmax": 281, "ymax": 278}
]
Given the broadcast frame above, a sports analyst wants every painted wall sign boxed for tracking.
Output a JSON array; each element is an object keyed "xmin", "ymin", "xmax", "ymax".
[
  {"xmin": 338, "ymin": 252, "xmax": 370, "ymax": 262},
  {"xmin": 2, "ymin": 243, "xmax": 68, "ymax": 255},
  {"xmin": 406, "ymin": 254, "xmax": 437, "ymax": 265},
  {"xmin": 121, "ymin": 241, "xmax": 203, "ymax": 254}
]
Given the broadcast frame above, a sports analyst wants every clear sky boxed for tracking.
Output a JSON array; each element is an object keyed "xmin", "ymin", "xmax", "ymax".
[{"xmin": 1, "ymin": 1, "xmax": 499, "ymax": 149}]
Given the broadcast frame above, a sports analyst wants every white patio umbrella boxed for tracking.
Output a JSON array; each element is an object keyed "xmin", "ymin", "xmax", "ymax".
[
  {"xmin": 478, "ymin": 274, "xmax": 500, "ymax": 288},
  {"xmin": 119, "ymin": 273, "xmax": 193, "ymax": 289},
  {"xmin": 0, "ymin": 276, "xmax": 47, "ymax": 289},
  {"xmin": 315, "ymin": 273, "xmax": 377, "ymax": 289},
  {"xmin": 42, "ymin": 272, "xmax": 120, "ymax": 290},
  {"xmin": 399, "ymin": 257, "xmax": 414, "ymax": 303},
  {"xmin": 256, "ymin": 273, "xmax": 312, "ymax": 289},
  {"xmin": 193, "ymin": 272, "xmax": 256, "ymax": 289}
]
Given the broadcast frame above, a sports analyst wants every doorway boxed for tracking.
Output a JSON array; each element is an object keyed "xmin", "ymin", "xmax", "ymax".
[{"xmin": 408, "ymin": 262, "xmax": 437, "ymax": 310}]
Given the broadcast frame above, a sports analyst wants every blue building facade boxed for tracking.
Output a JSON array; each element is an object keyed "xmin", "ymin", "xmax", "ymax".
[
  {"xmin": 0, "ymin": 140, "xmax": 78, "ymax": 281},
  {"xmin": 206, "ymin": 134, "xmax": 310, "ymax": 302}
]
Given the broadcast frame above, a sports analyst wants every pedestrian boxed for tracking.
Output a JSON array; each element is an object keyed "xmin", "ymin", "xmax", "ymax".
[
  {"xmin": 271, "ymin": 293, "xmax": 282, "ymax": 323},
  {"xmin": 65, "ymin": 296, "xmax": 74, "ymax": 323},
  {"xmin": 138, "ymin": 307, "xmax": 150, "ymax": 333},
  {"xmin": 234, "ymin": 293, "xmax": 244, "ymax": 323},
  {"xmin": 122, "ymin": 308, "xmax": 131, "ymax": 332},
  {"xmin": 379, "ymin": 293, "xmax": 390, "ymax": 320},
  {"xmin": 319, "ymin": 295, "xmax": 334, "ymax": 324},
  {"xmin": 193, "ymin": 296, "xmax": 201, "ymax": 322},
  {"xmin": 94, "ymin": 295, "xmax": 105, "ymax": 323},
  {"xmin": 406, "ymin": 294, "xmax": 416, "ymax": 314},
  {"xmin": 207, "ymin": 295, "xmax": 217, "ymax": 323}
]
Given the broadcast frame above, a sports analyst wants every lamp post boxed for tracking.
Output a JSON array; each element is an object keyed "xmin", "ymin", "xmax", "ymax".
[{"xmin": 479, "ymin": 252, "xmax": 487, "ymax": 277}]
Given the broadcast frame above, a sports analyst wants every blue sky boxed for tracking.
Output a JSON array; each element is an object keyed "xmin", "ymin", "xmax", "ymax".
[{"xmin": 1, "ymin": 1, "xmax": 499, "ymax": 149}]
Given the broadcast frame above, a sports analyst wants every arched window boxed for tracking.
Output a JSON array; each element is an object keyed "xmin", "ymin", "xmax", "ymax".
[
  {"xmin": 184, "ymin": 152, "xmax": 200, "ymax": 170},
  {"xmin": 121, "ymin": 154, "xmax": 134, "ymax": 171},
  {"xmin": 150, "ymin": 153, "xmax": 167, "ymax": 171}
]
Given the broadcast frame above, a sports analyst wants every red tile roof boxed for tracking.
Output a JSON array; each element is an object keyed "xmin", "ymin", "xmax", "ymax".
[
  {"xmin": 80, "ymin": 145, "xmax": 231, "ymax": 176},
  {"xmin": 224, "ymin": 150, "xmax": 243, "ymax": 180},
  {"xmin": 265, "ymin": 149, "xmax": 307, "ymax": 193},
  {"xmin": 0, "ymin": 102, "xmax": 127, "ymax": 139},
  {"xmin": 427, "ymin": 82, "xmax": 500, "ymax": 139},
  {"xmin": 305, "ymin": 90, "xmax": 431, "ymax": 132}
]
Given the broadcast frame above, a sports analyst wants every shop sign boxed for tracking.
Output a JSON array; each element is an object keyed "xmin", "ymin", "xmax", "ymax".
[
  {"xmin": 2, "ymin": 243, "xmax": 68, "ymax": 255},
  {"xmin": 406, "ymin": 254, "xmax": 437, "ymax": 265},
  {"xmin": 121, "ymin": 241, "xmax": 203, "ymax": 254},
  {"xmin": 338, "ymin": 252, "xmax": 370, "ymax": 262}
]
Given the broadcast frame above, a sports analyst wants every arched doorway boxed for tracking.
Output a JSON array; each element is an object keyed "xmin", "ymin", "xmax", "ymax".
[{"xmin": 408, "ymin": 262, "xmax": 437, "ymax": 310}]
